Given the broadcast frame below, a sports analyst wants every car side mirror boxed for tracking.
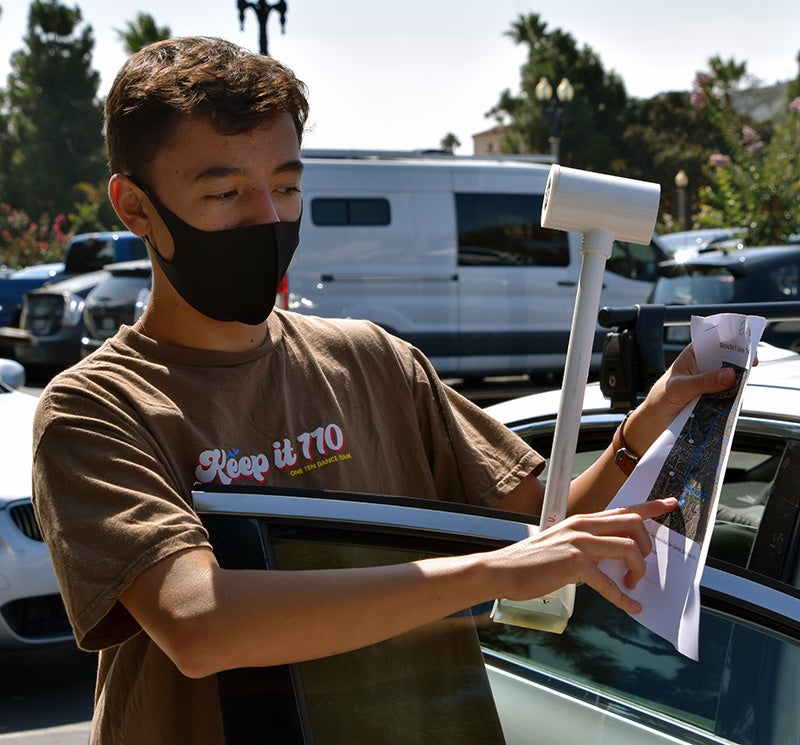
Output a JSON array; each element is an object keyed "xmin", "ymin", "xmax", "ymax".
[{"xmin": 0, "ymin": 358, "xmax": 26, "ymax": 389}]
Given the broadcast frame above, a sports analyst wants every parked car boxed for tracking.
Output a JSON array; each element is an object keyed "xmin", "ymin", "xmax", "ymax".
[
  {"xmin": 81, "ymin": 259, "xmax": 152, "ymax": 356},
  {"xmin": 657, "ymin": 227, "xmax": 748, "ymax": 261},
  {"xmin": 0, "ymin": 356, "xmax": 25, "ymax": 388},
  {"xmin": 0, "ymin": 262, "xmax": 65, "ymax": 333},
  {"xmin": 0, "ymin": 231, "xmax": 146, "ymax": 331},
  {"xmin": 8, "ymin": 269, "xmax": 110, "ymax": 372},
  {"xmin": 191, "ymin": 336, "xmax": 800, "ymax": 744},
  {"xmin": 0, "ymin": 360, "xmax": 72, "ymax": 648},
  {"xmin": 650, "ymin": 244, "xmax": 800, "ymax": 352}
]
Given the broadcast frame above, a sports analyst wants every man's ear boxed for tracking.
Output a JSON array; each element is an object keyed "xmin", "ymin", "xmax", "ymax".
[{"xmin": 108, "ymin": 174, "xmax": 152, "ymax": 237}]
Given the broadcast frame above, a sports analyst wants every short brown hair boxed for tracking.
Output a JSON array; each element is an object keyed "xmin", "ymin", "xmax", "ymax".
[{"xmin": 104, "ymin": 36, "xmax": 309, "ymax": 175}]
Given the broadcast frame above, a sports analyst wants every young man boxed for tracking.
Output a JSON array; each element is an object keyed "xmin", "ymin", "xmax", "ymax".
[{"xmin": 32, "ymin": 37, "xmax": 735, "ymax": 743}]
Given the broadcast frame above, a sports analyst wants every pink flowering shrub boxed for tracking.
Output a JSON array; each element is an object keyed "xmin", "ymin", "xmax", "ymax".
[
  {"xmin": 693, "ymin": 68, "xmax": 800, "ymax": 245},
  {"xmin": 0, "ymin": 204, "xmax": 74, "ymax": 271}
]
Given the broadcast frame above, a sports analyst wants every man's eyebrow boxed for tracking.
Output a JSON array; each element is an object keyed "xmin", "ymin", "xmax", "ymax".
[
  {"xmin": 276, "ymin": 158, "xmax": 304, "ymax": 175},
  {"xmin": 192, "ymin": 160, "xmax": 304, "ymax": 183}
]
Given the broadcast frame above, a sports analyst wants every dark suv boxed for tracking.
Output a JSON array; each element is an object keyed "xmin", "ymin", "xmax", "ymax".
[
  {"xmin": 81, "ymin": 259, "xmax": 152, "ymax": 356},
  {"xmin": 651, "ymin": 244, "xmax": 800, "ymax": 353}
]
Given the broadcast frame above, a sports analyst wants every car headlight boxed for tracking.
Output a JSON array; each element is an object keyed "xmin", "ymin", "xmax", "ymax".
[{"xmin": 61, "ymin": 294, "xmax": 86, "ymax": 328}]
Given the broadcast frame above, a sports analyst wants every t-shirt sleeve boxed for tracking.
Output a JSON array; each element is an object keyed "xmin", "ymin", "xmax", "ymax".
[
  {"xmin": 31, "ymin": 385, "xmax": 212, "ymax": 652},
  {"xmin": 402, "ymin": 342, "xmax": 545, "ymax": 508}
]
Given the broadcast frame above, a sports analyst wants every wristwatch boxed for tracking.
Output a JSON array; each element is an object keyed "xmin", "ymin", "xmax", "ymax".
[{"xmin": 612, "ymin": 410, "xmax": 640, "ymax": 477}]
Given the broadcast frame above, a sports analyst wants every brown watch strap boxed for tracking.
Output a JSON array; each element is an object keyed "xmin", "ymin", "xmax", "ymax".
[{"xmin": 612, "ymin": 410, "xmax": 640, "ymax": 477}]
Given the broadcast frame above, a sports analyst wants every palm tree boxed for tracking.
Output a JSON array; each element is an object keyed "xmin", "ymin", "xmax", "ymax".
[{"xmin": 115, "ymin": 13, "xmax": 171, "ymax": 55}]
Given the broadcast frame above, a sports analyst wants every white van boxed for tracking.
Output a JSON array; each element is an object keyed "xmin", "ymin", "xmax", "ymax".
[{"xmin": 289, "ymin": 150, "xmax": 665, "ymax": 379}]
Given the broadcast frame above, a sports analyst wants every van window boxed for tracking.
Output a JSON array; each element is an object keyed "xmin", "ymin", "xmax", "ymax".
[
  {"xmin": 607, "ymin": 238, "xmax": 665, "ymax": 282},
  {"xmin": 456, "ymin": 193, "xmax": 569, "ymax": 268},
  {"xmin": 311, "ymin": 198, "xmax": 391, "ymax": 226}
]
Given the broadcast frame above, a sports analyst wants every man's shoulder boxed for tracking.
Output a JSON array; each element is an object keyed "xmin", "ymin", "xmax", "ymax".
[
  {"xmin": 276, "ymin": 310, "xmax": 406, "ymax": 350},
  {"xmin": 275, "ymin": 310, "xmax": 416, "ymax": 377}
]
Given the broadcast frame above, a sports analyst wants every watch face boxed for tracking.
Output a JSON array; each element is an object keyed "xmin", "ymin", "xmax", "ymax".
[{"xmin": 615, "ymin": 448, "xmax": 638, "ymax": 476}]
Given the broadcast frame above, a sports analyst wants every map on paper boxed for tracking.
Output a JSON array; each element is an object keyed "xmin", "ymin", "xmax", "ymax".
[
  {"xmin": 649, "ymin": 361, "xmax": 746, "ymax": 545},
  {"xmin": 599, "ymin": 313, "xmax": 765, "ymax": 660}
]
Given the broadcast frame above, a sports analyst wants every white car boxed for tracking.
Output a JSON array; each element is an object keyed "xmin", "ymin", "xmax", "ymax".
[
  {"xmin": 0, "ymin": 359, "xmax": 72, "ymax": 647},
  {"xmin": 195, "ymin": 342, "xmax": 800, "ymax": 744}
]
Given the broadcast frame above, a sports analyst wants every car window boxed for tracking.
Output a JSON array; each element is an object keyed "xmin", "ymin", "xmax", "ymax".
[
  {"xmin": 769, "ymin": 263, "xmax": 799, "ymax": 300},
  {"xmin": 651, "ymin": 269, "xmax": 736, "ymax": 305},
  {"xmin": 311, "ymin": 198, "xmax": 391, "ymax": 226},
  {"xmin": 455, "ymin": 193, "xmax": 570, "ymax": 268},
  {"xmin": 516, "ymin": 418, "xmax": 793, "ymax": 574},
  {"xmin": 479, "ymin": 582, "xmax": 800, "ymax": 745},
  {"xmin": 608, "ymin": 238, "xmax": 665, "ymax": 283},
  {"xmin": 205, "ymin": 504, "xmax": 510, "ymax": 745},
  {"xmin": 273, "ymin": 538, "xmax": 504, "ymax": 745}
]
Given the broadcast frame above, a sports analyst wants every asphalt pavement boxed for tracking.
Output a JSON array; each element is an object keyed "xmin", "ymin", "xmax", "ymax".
[{"xmin": 0, "ymin": 644, "xmax": 94, "ymax": 744}]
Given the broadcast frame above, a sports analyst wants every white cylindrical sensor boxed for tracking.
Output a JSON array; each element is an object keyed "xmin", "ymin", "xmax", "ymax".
[{"xmin": 541, "ymin": 165, "xmax": 661, "ymax": 244}]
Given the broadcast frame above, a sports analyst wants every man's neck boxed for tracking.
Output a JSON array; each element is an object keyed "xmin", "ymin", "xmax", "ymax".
[{"xmin": 135, "ymin": 283, "xmax": 269, "ymax": 352}]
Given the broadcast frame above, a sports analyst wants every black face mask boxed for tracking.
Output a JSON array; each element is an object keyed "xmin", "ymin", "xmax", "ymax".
[{"xmin": 144, "ymin": 191, "xmax": 301, "ymax": 325}]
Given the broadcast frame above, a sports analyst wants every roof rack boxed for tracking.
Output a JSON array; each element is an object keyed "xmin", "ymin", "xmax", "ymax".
[
  {"xmin": 300, "ymin": 148, "xmax": 555, "ymax": 164},
  {"xmin": 598, "ymin": 301, "xmax": 800, "ymax": 412}
]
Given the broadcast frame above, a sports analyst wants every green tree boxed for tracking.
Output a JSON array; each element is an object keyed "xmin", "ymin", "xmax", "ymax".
[
  {"xmin": 692, "ymin": 56, "xmax": 800, "ymax": 244},
  {"xmin": 115, "ymin": 12, "xmax": 171, "ymax": 55},
  {"xmin": 618, "ymin": 92, "xmax": 727, "ymax": 229},
  {"xmin": 440, "ymin": 132, "xmax": 460, "ymax": 153},
  {"xmin": 0, "ymin": 0, "xmax": 105, "ymax": 217},
  {"xmin": 488, "ymin": 13, "xmax": 628, "ymax": 171}
]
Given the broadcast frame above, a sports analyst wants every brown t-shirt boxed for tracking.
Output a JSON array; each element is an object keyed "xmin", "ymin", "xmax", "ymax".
[{"xmin": 32, "ymin": 310, "xmax": 543, "ymax": 744}]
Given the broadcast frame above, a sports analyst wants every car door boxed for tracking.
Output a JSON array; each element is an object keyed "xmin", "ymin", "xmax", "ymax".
[
  {"xmin": 196, "ymin": 476, "xmax": 800, "ymax": 745},
  {"xmin": 489, "ymin": 411, "xmax": 800, "ymax": 745}
]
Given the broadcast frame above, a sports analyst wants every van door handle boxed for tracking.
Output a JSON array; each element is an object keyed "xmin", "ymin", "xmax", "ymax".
[{"xmin": 558, "ymin": 280, "xmax": 607, "ymax": 289}]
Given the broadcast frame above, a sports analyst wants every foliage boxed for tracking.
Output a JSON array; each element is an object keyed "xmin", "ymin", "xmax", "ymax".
[
  {"xmin": 618, "ymin": 92, "xmax": 728, "ymax": 228},
  {"xmin": 68, "ymin": 180, "xmax": 123, "ymax": 233},
  {"xmin": 440, "ymin": 133, "xmax": 461, "ymax": 153},
  {"xmin": 692, "ymin": 56, "xmax": 800, "ymax": 245},
  {"xmin": 0, "ymin": 0, "xmax": 106, "ymax": 218},
  {"xmin": 115, "ymin": 12, "xmax": 171, "ymax": 55},
  {"xmin": 488, "ymin": 13, "xmax": 628, "ymax": 171},
  {"xmin": 0, "ymin": 202, "xmax": 73, "ymax": 270}
]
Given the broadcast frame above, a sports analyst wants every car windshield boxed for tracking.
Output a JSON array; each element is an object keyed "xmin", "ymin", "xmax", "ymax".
[
  {"xmin": 64, "ymin": 238, "xmax": 119, "ymax": 274},
  {"xmin": 651, "ymin": 267, "xmax": 736, "ymax": 304}
]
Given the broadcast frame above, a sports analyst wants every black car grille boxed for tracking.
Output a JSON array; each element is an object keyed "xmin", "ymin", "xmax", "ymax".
[
  {"xmin": 1, "ymin": 595, "xmax": 72, "ymax": 639},
  {"xmin": 10, "ymin": 502, "xmax": 43, "ymax": 541},
  {"xmin": 84, "ymin": 306, "xmax": 135, "ymax": 340},
  {"xmin": 23, "ymin": 294, "xmax": 64, "ymax": 336}
]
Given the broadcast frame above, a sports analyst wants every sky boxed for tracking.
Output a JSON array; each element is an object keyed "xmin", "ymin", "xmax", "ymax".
[{"xmin": 1, "ymin": 0, "xmax": 799, "ymax": 154}]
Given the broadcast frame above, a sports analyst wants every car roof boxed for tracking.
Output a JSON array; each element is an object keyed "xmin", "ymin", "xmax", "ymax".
[
  {"xmin": 9, "ymin": 262, "xmax": 65, "ymax": 280},
  {"xmin": 103, "ymin": 258, "xmax": 152, "ymax": 275},
  {"xmin": 661, "ymin": 245, "xmax": 800, "ymax": 271},
  {"xmin": 486, "ymin": 343, "xmax": 800, "ymax": 427},
  {"xmin": 69, "ymin": 230, "xmax": 137, "ymax": 241},
  {"xmin": 28, "ymin": 269, "xmax": 109, "ymax": 294}
]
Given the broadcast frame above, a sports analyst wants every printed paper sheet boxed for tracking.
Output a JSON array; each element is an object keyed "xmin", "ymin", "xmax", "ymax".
[{"xmin": 600, "ymin": 313, "xmax": 766, "ymax": 659}]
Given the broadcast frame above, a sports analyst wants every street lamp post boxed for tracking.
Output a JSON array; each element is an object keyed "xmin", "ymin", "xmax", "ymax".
[
  {"xmin": 675, "ymin": 169, "xmax": 689, "ymax": 230},
  {"xmin": 237, "ymin": 0, "xmax": 287, "ymax": 56},
  {"xmin": 534, "ymin": 76, "xmax": 574, "ymax": 162}
]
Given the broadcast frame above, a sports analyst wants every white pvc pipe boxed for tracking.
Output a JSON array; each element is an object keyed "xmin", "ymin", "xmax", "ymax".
[
  {"xmin": 491, "ymin": 165, "xmax": 660, "ymax": 633},
  {"xmin": 539, "ymin": 229, "xmax": 613, "ymax": 530}
]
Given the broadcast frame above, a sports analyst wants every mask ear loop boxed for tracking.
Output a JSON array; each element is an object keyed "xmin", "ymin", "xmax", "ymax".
[{"xmin": 126, "ymin": 175, "xmax": 170, "ymax": 262}]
